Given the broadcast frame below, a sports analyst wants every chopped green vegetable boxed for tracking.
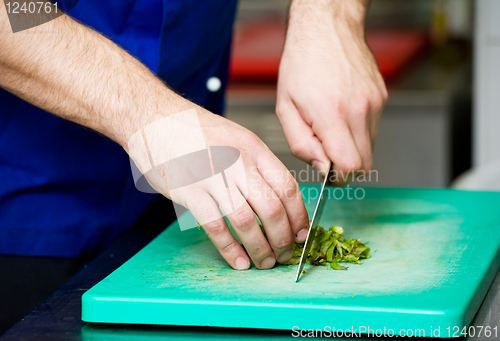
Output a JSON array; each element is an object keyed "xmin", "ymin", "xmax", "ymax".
[
  {"xmin": 276, "ymin": 225, "xmax": 370, "ymax": 271},
  {"xmin": 330, "ymin": 262, "xmax": 348, "ymax": 270}
]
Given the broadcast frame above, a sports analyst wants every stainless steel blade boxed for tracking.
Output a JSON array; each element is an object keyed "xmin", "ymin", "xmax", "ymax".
[{"xmin": 295, "ymin": 162, "xmax": 334, "ymax": 282}]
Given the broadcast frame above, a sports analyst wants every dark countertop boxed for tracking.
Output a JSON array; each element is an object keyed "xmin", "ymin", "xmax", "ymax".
[{"xmin": 1, "ymin": 212, "xmax": 498, "ymax": 341}]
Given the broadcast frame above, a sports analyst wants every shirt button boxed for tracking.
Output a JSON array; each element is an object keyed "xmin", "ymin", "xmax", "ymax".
[{"xmin": 206, "ymin": 77, "xmax": 221, "ymax": 92}]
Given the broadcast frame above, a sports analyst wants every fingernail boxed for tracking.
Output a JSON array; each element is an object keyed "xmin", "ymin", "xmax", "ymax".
[
  {"xmin": 235, "ymin": 257, "xmax": 249, "ymax": 270},
  {"xmin": 261, "ymin": 256, "xmax": 276, "ymax": 269},
  {"xmin": 312, "ymin": 160, "xmax": 327, "ymax": 176},
  {"xmin": 278, "ymin": 250, "xmax": 294, "ymax": 262},
  {"xmin": 296, "ymin": 228, "xmax": 308, "ymax": 242}
]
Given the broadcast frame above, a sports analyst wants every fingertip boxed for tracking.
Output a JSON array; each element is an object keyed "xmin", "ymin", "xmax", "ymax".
[
  {"xmin": 312, "ymin": 160, "xmax": 329, "ymax": 176},
  {"xmin": 260, "ymin": 256, "xmax": 276, "ymax": 270},
  {"xmin": 296, "ymin": 228, "xmax": 309, "ymax": 243},
  {"xmin": 235, "ymin": 256, "xmax": 250, "ymax": 270}
]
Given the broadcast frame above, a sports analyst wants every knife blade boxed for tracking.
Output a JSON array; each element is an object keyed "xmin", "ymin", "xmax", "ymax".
[{"xmin": 295, "ymin": 161, "xmax": 334, "ymax": 282}]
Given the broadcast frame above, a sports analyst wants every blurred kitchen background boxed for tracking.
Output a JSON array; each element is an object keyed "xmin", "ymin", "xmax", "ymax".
[{"xmin": 224, "ymin": 0, "xmax": 500, "ymax": 189}]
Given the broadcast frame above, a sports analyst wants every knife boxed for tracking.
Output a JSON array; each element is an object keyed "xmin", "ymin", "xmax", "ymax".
[{"xmin": 295, "ymin": 161, "xmax": 334, "ymax": 282}]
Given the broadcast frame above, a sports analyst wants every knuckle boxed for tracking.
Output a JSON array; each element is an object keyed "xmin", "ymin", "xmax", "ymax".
[
  {"xmin": 251, "ymin": 245, "xmax": 263, "ymax": 255},
  {"xmin": 204, "ymin": 220, "xmax": 225, "ymax": 235},
  {"xmin": 381, "ymin": 86, "xmax": 389, "ymax": 102},
  {"xmin": 339, "ymin": 157, "xmax": 363, "ymax": 174},
  {"xmin": 239, "ymin": 129, "xmax": 263, "ymax": 150},
  {"xmin": 350, "ymin": 159, "xmax": 363, "ymax": 172},
  {"xmin": 289, "ymin": 142, "xmax": 306, "ymax": 158},
  {"xmin": 282, "ymin": 173, "xmax": 299, "ymax": 190},
  {"xmin": 263, "ymin": 198, "xmax": 284, "ymax": 220},
  {"xmin": 275, "ymin": 102, "xmax": 285, "ymax": 119},
  {"xmin": 245, "ymin": 131, "xmax": 262, "ymax": 146},
  {"xmin": 221, "ymin": 241, "xmax": 240, "ymax": 254},
  {"xmin": 354, "ymin": 99, "xmax": 370, "ymax": 118},
  {"xmin": 361, "ymin": 97, "xmax": 371, "ymax": 110},
  {"xmin": 276, "ymin": 238, "xmax": 293, "ymax": 249},
  {"xmin": 249, "ymin": 245, "xmax": 268, "ymax": 259},
  {"xmin": 372, "ymin": 93, "xmax": 385, "ymax": 112},
  {"xmin": 331, "ymin": 103, "xmax": 348, "ymax": 120},
  {"xmin": 234, "ymin": 209, "xmax": 256, "ymax": 232}
]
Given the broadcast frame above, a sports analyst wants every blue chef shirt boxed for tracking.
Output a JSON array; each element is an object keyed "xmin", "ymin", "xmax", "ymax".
[{"xmin": 0, "ymin": 0, "xmax": 238, "ymax": 257}]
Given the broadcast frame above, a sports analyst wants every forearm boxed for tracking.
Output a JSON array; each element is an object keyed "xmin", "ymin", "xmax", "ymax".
[
  {"xmin": 0, "ymin": 2, "xmax": 313, "ymax": 271},
  {"xmin": 0, "ymin": 3, "xmax": 191, "ymax": 150}
]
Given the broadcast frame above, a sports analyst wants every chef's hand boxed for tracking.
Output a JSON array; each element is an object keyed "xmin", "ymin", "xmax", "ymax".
[
  {"xmin": 0, "ymin": 2, "xmax": 309, "ymax": 270},
  {"xmin": 127, "ymin": 105, "xmax": 309, "ymax": 270},
  {"xmin": 276, "ymin": 0, "xmax": 387, "ymax": 184}
]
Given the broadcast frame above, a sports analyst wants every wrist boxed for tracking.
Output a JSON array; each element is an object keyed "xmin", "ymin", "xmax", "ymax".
[
  {"xmin": 114, "ymin": 89, "xmax": 195, "ymax": 154},
  {"xmin": 331, "ymin": 0, "xmax": 368, "ymax": 31},
  {"xmin": 287, "ymin": 0, "xmax": 368, "ymax": 40}
]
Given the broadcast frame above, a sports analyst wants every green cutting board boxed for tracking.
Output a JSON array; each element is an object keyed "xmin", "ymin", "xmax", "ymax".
[{"xmin": 82, "ymin": 186, "xmax": 500, "ymax": 337}]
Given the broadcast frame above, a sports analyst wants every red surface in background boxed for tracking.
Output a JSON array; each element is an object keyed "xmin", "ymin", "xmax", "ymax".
[{"xmin": 230, "ymin": 21, "xmax": 429, "ymax": 82}]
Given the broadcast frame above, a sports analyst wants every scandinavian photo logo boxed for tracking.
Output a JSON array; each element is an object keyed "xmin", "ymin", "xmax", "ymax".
[
  {"xmin": 128, "ymin": 108, "xmax": 248, "ymax": 231},
  {"xmin": 2, "ymin": 0, "xmax": 80, "ymax": 33}
]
